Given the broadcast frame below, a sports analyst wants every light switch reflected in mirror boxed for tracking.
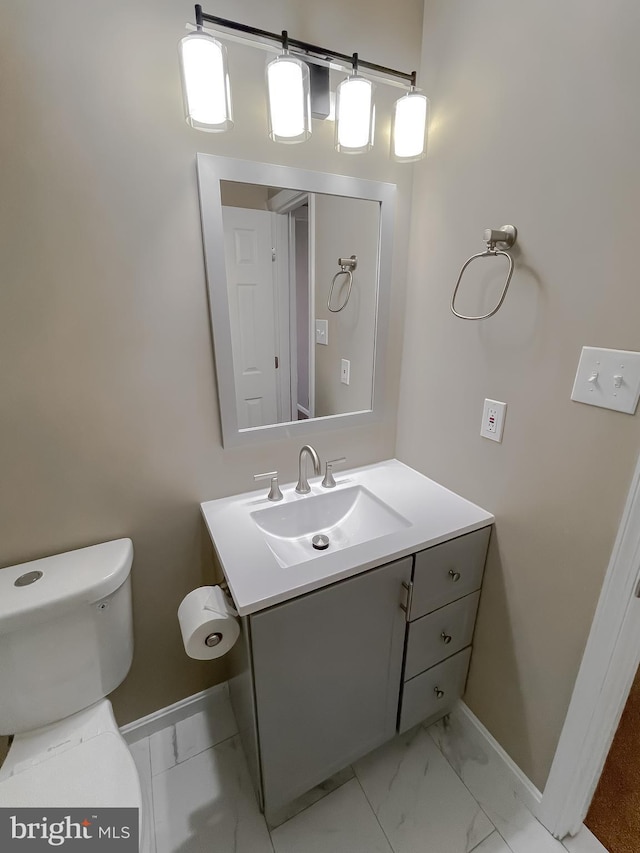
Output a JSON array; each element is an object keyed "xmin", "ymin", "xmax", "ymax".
[{"xmin": 197, "ymin": 155, "xmax": 395, "ymax": 447}]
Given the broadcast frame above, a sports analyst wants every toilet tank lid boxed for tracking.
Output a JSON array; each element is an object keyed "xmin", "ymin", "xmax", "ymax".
[{"xmin": 0, "ymin": 539, "xmax": 133, "ymax": 632}]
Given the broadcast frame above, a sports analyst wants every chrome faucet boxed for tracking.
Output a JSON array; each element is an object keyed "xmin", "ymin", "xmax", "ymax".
[{"xmin": 295, "ymin": 445, "xmax": 321, "ymax": 494}]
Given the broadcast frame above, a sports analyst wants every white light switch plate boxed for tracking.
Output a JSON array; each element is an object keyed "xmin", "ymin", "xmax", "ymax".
[
  {"xmin": 571, "ymin": 347, "xmax": 640, "ymax": 414},
  {"xmin": 315, "ymin": 319, "xmax": 328, "ymax": 346}
]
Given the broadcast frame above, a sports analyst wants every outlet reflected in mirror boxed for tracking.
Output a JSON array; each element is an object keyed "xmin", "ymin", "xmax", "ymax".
[{"xmin": 197, "ymin": 155, "xmax": 395, "ymax": 446}]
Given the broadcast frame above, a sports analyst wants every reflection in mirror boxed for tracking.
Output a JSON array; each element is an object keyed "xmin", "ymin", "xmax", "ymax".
[
  {"xmin": 220, "ymin": 180, "xmax": 380, "ymax": 429},
  {"xmin": 196, "ymin": 155, "xmax": 395, "ymax": 447}
]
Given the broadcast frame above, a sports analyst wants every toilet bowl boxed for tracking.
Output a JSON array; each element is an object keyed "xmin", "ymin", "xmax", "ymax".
[{"xmin": 0, "ymin": 540, "xmax": 147, "ymax": 850}]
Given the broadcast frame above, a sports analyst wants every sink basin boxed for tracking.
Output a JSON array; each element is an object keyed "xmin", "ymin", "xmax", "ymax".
[
  {"xmin": 250, "ymin": 485, "xmax": 411, "ymax": 568},
  {"xmin": 200, "ymin": 459, "xmax": 495, "ymax": 615}
]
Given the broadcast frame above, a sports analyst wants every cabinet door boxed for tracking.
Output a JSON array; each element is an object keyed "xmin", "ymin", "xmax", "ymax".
[{"xmin": 250, "ymin": 557, "xmax": 412, "ymax": 815}]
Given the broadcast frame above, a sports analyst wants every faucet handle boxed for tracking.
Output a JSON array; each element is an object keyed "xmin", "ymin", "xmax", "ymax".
[
  {"xmin": 254, "ymin": 471, "xmax": 283, "ymax": 502},
  {"xmin": 322, "ymin": 457, "xmax": 346, "ymax": 489}
]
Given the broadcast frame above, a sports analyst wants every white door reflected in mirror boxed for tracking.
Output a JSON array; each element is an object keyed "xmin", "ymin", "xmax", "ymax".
[{"xmin": 222, "ymin": 206, "xmax": 279, "ymax": 429}]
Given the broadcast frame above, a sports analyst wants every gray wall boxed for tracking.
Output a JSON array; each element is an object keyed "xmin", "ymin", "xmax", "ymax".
[
  {"xmin": 314, "ymin": 196, "xmax": 380, "ymax": 417},
  {"xmin": 397, "ymin": 0, "xmax": 640, "ymax": 789},
  {"xmin": 220, "ymin": 182, "xmax": 270, "ymax": 210},
  {"xmin": 0, "ymin": 0, "xmax": 423, "ymax": 725}
]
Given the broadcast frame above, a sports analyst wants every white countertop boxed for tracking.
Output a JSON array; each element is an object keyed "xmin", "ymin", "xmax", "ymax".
[{"xmin": 200, "ymin": 459, "xmax": 494, "ymax": 616}]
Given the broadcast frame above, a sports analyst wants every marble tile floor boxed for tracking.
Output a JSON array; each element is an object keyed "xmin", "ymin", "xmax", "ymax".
[{"xmin": 127, "ymin": 688, "xmax": 607, "ymax": 853}]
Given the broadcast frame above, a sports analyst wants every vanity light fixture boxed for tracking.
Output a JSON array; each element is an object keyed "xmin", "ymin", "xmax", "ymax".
[
  {"xmin": 180, "ymin": 5, "xmax": 427, "ymax": 160},
  {"xmin": 266, "ymin": 32, "xmax": 312, "ymax": 143},
  {"xmin": 335, "ymin": 54, "xmax": 376, "ymax": 154},
  {"xmin": 178, "ymin": 6, "xmax": 233, "ymax": 132},
  {"xmin": 391, "ymin": 78, "xmax": 429, "ymax": 161}
]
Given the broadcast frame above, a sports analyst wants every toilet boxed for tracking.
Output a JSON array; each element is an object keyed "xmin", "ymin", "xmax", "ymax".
[{"xmin": 0, "ymin": 539, "xmax": 147, "ymax": 849}]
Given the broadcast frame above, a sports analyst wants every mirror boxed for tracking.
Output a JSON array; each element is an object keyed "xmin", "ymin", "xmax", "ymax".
[{"xmin": 197, "ymin": 154, "xmax": 396, "ymax": 447}]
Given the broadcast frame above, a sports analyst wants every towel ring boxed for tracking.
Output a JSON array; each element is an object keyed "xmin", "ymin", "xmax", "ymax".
[
  {"xmin": 328, "ymin": 255, "xmax": 357, "ymax": 313},
  {"xmin": 450, "ymin": 225, "xmax": 517, "ymax": 320}
]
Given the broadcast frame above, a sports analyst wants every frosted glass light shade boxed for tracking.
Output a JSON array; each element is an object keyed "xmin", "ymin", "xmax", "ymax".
[
  {"xmin": 335, "ymin": 75, "xmax": 375, "ymax": 154},
  {"xmin": 266, "ymin": 55, "xmax": 311, "ymax": 143},
  {"xmin": 179, "ymin": 33, "xmax": 233, "ymax": 132},
  {"xmin": 392, "ymin": 90, "xmax": 429, "ymax": 161}
]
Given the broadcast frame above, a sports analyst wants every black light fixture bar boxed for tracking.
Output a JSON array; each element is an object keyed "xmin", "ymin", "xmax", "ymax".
[{"xmin": 194, "ymin": 4, "xmax": 417, "ymax": 87}]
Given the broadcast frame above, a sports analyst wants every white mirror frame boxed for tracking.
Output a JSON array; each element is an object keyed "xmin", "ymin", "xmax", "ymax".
[{"xmin": 197, "ymin": 153, "xmax": 396, "ymax": 447}]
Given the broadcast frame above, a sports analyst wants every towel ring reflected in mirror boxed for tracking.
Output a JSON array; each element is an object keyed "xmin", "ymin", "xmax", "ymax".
[{"xmin": 328, "ymin": 255, "xmax": 358, "ymax": 313}]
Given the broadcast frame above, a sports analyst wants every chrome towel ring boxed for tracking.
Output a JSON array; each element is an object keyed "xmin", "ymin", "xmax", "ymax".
[
  {"xmin": 450, "ymin": 225, "xmax": 518, "ymax": 320},
  {"xmin": 328, "ymin": 255, "xmax": 357, "ymax": 313}
]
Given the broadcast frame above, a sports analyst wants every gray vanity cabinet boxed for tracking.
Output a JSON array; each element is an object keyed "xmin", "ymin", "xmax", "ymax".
[
  {"xmin": 249, "ymin": 556, "xmax": 412, "ymax": 817},
  {"xmin": 228, "ymin": 525, "xmax": 491, "ymax": 820}
]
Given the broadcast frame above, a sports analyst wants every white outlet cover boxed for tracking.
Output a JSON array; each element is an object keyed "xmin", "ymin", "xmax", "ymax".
[
  {"xmin": 480, "ymin": 399, "xmax": 506, "ymax": 442},
  {"xmin": 571, "ymin": 347, "xmax": 640, "ymax": 414}
]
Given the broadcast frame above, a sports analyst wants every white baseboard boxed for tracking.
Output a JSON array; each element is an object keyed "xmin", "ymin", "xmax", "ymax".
[
  {"xmin": 562, "ymin": 826, "xmax": 609, "ymax": 853},
  {"xmin": 456, "ymin": 701, "xmax": 543, "ymax": 816},
  {"xmin": 119, "ymin": 681, "xmax": 229, "ymax": 744}
]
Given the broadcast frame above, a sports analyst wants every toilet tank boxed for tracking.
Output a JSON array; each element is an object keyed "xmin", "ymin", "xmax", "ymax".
[{"xmin": 0, "ymin": 539, "xmax": 134, "ymax": 735}]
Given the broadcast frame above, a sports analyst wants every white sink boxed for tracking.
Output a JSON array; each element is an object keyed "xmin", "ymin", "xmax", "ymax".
[
  {"xmin": 201, "ymin": 459, "xmax": 494, "ymax": 616},
  {"xmin": 250, "ymin": 485, "xmax": 411, "ymax": 568}
]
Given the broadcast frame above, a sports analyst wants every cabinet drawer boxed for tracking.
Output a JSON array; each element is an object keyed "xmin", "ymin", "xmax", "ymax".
[
  {"xmin": 404, "ymin": 591, "xmax": 480, "ymax": 680},
  {"xmin": 398, "ymin": 647, "xmax": 472, "ymax": 733},
  {"xmin": 410, "ymin": 527, "xmax": 490, "ymax": 619}
]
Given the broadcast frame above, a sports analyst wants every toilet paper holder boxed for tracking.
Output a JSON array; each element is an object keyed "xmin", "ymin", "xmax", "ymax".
[{"xmin": 178, "ymin": 584, "xmax": 240, "ymax": 660}]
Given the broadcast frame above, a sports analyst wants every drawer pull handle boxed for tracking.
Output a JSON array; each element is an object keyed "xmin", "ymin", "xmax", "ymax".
[
  {"xmin": 448, "ymin": 569, "xmax": 461, "ymax": 582},
  {"xmin": 441, "ymin": 631, "xmax": 452, "ymax": 644},
  {"xmin": 400, "ymin": 580, "xmax": 413, "ymax": 617},
  {"xmin": 434, "ymin": 687, "xmax": 445, "ymax": 699}
]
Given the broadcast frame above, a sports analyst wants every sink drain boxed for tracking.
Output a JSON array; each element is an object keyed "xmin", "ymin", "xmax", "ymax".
[
  {"xmin": 311, "ymin": 534, "xmax": 330, "ymax": 551},
  {"xmin": 14, "ymin": 570, "xmax": 43, "ymax": 587}
]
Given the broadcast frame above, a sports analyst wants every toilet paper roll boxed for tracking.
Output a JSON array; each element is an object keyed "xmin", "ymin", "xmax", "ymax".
[{"xmin": 178, "ymin": 585, "xmax": 240, "ymax": 660}]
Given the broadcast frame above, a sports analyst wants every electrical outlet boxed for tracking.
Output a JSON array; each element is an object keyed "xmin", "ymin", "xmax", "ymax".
[
  {"xmin": 480, "ymin": 399, "xmax": 506, "ymax": 442},
  {"xmin": 341, "ymin": 359, "xmax": 350, "ymax": 385}
]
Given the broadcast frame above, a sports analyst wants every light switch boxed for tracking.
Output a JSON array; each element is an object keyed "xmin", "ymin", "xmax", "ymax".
[
  {"xmin": 571, "ymin": 347, "xmax": 640, "ymax": 414},
  {"xmin": 315, "ymin": 319, "xmax": 328, "ymax": 346},
  {"xmin": 340, "ymin": 359, "xmax": 350, "ymax": 385}
]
